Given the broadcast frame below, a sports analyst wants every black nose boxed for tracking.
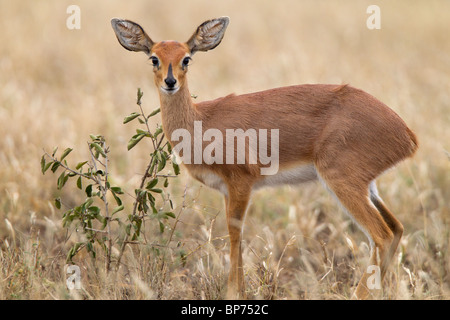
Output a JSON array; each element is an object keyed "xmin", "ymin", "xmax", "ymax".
[
  {"xmin": 165, "ymin": 63, "xmax": 177, "ymax": 89},
  {"xmin": 165, "ymin": 77, "xmax": 177, "ymax": 88}
]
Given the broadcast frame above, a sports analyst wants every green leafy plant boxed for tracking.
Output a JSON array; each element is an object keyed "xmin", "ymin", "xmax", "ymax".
[{"xmin": 41, "ymin": 88, "xmax": 180, "ymax": 271}]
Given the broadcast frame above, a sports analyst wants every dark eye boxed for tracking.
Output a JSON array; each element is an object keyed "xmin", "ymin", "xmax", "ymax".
[
  {"xmin": 150, "ymin": 56, "xmax": 159, "ymax": 67},
  {"xmin": 182, "ymin": 56, "xmax": 191, "ymax": 67}
]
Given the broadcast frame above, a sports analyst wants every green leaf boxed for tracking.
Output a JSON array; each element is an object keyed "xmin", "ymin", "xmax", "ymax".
[
  {"xmin": 150, "ymin": 204, "xmax": 157, "ymax": 214},
  {"xmin": 57, "ymin": 171, "xmax": 69, "ymax": 190},
  {"xmin": 55, "ymin": 198, "xmax": 61, "ymax": 209},
  {"xmin": 67, "ymin": 242, "xmax": 83, "ymax": 262},
  {"xmin": 40, "ymin": 155, "xmax": 46, "ymax": 174},
  {"xmin": 62, "ymin": 209, "xmax": 75, "ymax": 227},
  {"xmin": 77, "ymin": 176, "xmax": 82, "ymax": 189},
  {"xmin": 172, "ymin": 162, "xmax": 180, "ymax": 175},
  {"xmin": 159, "ymin": 221, "xmax": 165, "ymax": 233},
  {"xmin": 91, "ymin": 142, "xmax": 106, "ymax": 157},
  {"xmin": 52, "ymin": 146, "xmax": 58, "ymax": 157},
  {"xmin": 43, "ymin": 161, "xmax": 52, "ymax": 174},
  {"xmin": 134, "ymin": 218, "xmax": 142, "ymax": 238},
  {"xmin": 136, "ymin": 129, "xmax": 150, "ymax": 136},
  {"xmin": 155, "ymin": 150, "xmax": 162, "ymax": 162},
  {"xmin": 157, "ymin": 153, "xmax": 166, "ymax": 172},
  {"xmin": 84, "ymin": 197, "xmax": 94, "ymax": 209},
  {"xmin": 86, "ymin": 184, "xmax": 93, "ymax": 197},
  {"xmin": 89, "ymin": 134, "xmax": 100, "ymax": 141},
  {"xmin": 101, "ymin": 219, "xmax": 107, "ymax": 230},
  {"xmin": 146, "ymin": 178, "xmax": 158, "ymax": 190},
  {"xmin": 112, "ymin": 205, "xmax": 124, "ymax": 215},
  {"xmin": 111, "ymin": 192, "xmax": 122, "ymax": 206},
  {"xmin": 123, "ymin": 112, "xmax": 141, "ymax": 124},
  {"xmin": 76, "ymin": 161, "xmax": 88, "ymax": 170},
  {"xmin": 51, "ymin": 161, "xmax": 61, "ymax": 173},
  {"xmin": 111, "ymin": 187, "xmax": 124, "ymax": 194},
  {"xmin": 134, "ymin": 188, "xmax": 143, "ymax": 197},
  {"xmin": 139, "ymin": 189, "xmax": 147, "ymax": 198},
  {"xmin": 88, "ymin": 206, "xmax": 100, "ymax": 216},
  {"xmin": 60, "ymin": 148, "xmax": 73, "ymax": 162},
  {"xmin": 165, "ymin": 212, "xmax": 176, "ymax": 219},
  {"xmin": 127, "ymin": 134, "xmax": 145, "ymax": 151},
  {"xmin": 149, "ymin": 188, "xmax": 163, "ymax": 194},
  {"xmin": 154, "ymin": 126, "xmax": 163, "ymax": 138},
  {"xmin": 148, "ymin": 107, "xmax": 160, "ymax": 118},
  {"xmin": 137, "ymin": 88, "xmax": 144, "ymax": 104},
  {"xmin": 94, "ymin": 211, "xmax": 105, "ymax": 223}
]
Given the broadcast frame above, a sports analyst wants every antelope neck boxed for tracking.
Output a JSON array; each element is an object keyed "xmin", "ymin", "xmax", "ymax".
[{"xmin": 158, "ymin": 83, "xmax": 198, "ymax": 143}]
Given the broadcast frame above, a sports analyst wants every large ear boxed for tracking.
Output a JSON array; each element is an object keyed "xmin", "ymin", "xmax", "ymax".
[
  {"xmin": 111, "ymin": 18, "xmax": 154, "ymax": 54},
  {"xmin": 186, "ymin": 17, "xmax": 229, "ymax": 54}
]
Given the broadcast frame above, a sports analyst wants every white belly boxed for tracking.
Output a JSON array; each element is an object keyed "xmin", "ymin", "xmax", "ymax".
[
  {"xmin": 190, "ymin": 164, "xmax": 317, "ymax": 196},
  {"xmin": 192, "ymin": 170, "xmax": 228, "ymax": 195},
  {"xmin": 254, "ymin": 164, "xmax": 317, "ymax": 190}
]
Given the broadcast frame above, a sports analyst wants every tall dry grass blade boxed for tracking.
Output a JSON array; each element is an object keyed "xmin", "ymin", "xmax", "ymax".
[{"xmin": 4, "ymin": 219, "xmax": 16, "ymax": 247}]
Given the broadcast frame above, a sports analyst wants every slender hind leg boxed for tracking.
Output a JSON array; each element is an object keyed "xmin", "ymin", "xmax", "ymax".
[
  {"xmin": 316, "ymin": 167, "xmax": 396, "ymax": 299},
  {"xmin": 369, "ymin": 181, "xmax": 404, "ymax": 278}
]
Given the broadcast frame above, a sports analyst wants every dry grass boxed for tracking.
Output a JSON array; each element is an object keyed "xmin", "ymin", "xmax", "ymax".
[{"xmin": 0, "ymin": 0, "xmax": 449, "ymax": 300}]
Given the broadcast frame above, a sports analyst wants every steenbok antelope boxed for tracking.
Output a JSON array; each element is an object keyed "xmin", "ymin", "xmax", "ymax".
[{"xmin": 111, "ymin": 17, "xmax": 418, "ymax": 299}]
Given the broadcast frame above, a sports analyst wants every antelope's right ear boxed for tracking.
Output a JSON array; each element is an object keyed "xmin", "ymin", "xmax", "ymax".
[{"xmin": 111, "ymin": 18, "xmax": 154, "ymax": 55}]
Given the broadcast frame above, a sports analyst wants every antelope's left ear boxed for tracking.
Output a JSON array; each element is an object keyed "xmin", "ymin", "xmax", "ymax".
[{"xmin": 186, "ymin": 17, "xmax": 230, "ymax": 55}]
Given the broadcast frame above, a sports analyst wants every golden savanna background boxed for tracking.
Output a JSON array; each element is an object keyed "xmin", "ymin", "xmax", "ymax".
[{"xmin": 0, "ymin": 0, "xmax": 448, "ymax": 299}]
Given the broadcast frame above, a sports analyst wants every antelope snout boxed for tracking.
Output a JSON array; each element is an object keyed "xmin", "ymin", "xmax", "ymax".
[
  {"xmin": 164, "ymin": 76, "xmax": 177, "ymax": 89},
  {"xmin": 161, "ymin": 63, "xmax": 179, "ymax": 94}
]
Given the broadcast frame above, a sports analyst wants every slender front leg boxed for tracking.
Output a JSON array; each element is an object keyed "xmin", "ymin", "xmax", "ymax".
[{"xmin": 225, "ymin": 188, "xmax": 251, "ymax": 299}]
